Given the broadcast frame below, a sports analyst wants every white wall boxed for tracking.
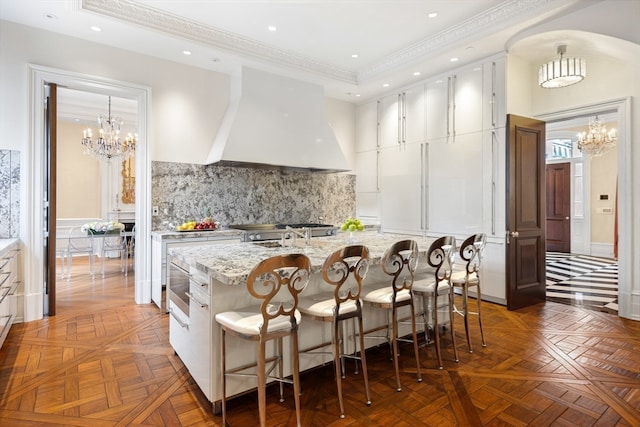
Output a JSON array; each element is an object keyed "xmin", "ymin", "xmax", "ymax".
[
  {"xmin": 0, "ymin": 21, "xmax": 230, "ymax": 164},
  {"xmin": 57, "ymin": 121, "xmax": 102, "ymax": 218}
]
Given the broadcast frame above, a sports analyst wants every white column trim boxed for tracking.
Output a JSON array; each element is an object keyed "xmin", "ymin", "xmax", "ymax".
[{"xmin": 25, "ymin": 65, "xmax": 152, "ymax": 321}]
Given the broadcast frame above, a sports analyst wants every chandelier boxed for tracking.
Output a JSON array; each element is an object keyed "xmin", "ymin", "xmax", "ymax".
[
  {"xmin": 539, "ymin": 45, "xmax": 586, "ymax": 89},
  {"xmin": 81, "ymin": 96, "xmax": 136, "ymax": 161},
  {"xmin": 577, "ymin": 116, "xmax": 616, "ymax": 156}
]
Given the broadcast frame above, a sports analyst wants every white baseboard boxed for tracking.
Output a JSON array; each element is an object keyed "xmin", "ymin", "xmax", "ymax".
[{"xmin": 590, "ymin": 242, "xmax": 615, "ymax": 258}]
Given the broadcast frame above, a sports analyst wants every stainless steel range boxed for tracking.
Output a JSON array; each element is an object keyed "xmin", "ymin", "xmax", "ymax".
[{"xmin": 230, "ymin": 223, "xmax": 337, "ymax": 242}]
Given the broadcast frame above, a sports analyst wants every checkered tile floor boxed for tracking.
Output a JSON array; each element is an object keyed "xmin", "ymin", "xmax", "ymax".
[{"xmin": 546, "ymin": 252, "xmax": 618, "ymax": 314}]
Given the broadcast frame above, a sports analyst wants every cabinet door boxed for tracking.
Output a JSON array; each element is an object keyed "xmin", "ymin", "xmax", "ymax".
[
  {"xmin": 426, "ymin": 76, "xmax": 450, "ymax": 141},
  {"xmin": 188, "ymin": 285, "xmax": 212, "ymax": 400},
  {"xmin": 428, "ymin": 132, "xmax": 484, "ymax": 235},
  {"xmin": 483, "ymin": 58, "xmax": 506, "ymax": 130},
  {"xmin": 355, "ymin": 150, "xmax": 378, "ymax": 193},
  {"xmin": 380, "ymin": 93, "xmax": 401, "ymax": 148},
  {"xmin": 403, "ymin": 83, "xmax": 426, "ymax": 145},
  {"xmin": 452, "ymin": 66, "xmax": 483, "ymax": 136},
  {"xmin": 482, "ymin": 128, "xmax": 505, "ymax": 237},
  {"xmin": 379, "ymin": 143, "xmax": 423, "ymax": 234},
  {"xmin": 356, "ymin": 99, "xmax": 380, "ymax": 152}
]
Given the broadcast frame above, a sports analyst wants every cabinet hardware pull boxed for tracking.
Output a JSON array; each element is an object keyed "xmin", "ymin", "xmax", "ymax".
[
  {"xmin": 168, "ymin": 307, "xmax": 189, "ymax": 329},
  {"xmin": 0, "ymin": 314, "xmax": 14, "ymax": 339},
  {"xmin": 397, "ymin": 93, "xmax": 402, "ymax": 145},
  {"xmin": 446, "ymin": 77, "xmax": 451, "ymax": 140},
  {"xmin": 186, "ymin": 292, "xmax": 208, "ymax": 309},
  {"xmin": 491, "ymin": 61, "xmax": 497, "ymax": 128},
  {"xmin": 491, "ymin": 130, "xmax": 497, "ymax": 235},
  {"xmin": 451, "ymin": 74, "xmax": 457, "ymax": 142}
]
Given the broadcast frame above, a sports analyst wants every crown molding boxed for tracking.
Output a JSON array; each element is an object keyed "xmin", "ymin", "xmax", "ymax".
[
  {"xmin": 80, "ymin": 0, "xmax": 358, "ymax": 84},
  {"xmin": 357, "ymin": 0, "xmax": 576, "ymax": 82},
  {"xmin": 81, "ymin": 0, "xmax": 580, "ymax": 87}
]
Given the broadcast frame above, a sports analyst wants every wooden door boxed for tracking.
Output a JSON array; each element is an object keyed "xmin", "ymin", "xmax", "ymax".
[
  {"xmin": 44, "ymin": 83, "xmax": 58, "ymax": 316},
  {"xmin": 546, "ymin": 163, "xmax": 571, "ymax": 252},
  {"xmin": 506, "ymin": 114, "xmax": 546, "ymax": 311}
]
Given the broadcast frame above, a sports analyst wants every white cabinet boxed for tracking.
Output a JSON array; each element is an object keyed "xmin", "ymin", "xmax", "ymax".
[
  {"xmin": 379, "ymin": 143, "xmax": 425, "ymax": 234},
  {"xmin": 0, "ymin": 243, "xmax": 19, "ymax": 349},
  {"xmin": 426, "ymin": 76, "xmax": 450, "ymax": 141},
  {"xmin": 380, "ymin": 83, "xmax": 426, "ymax": 148},
  {"xmin": 483, "ymin": 58, "xmax": 506, "ymax": 130},
  {"xmin": 426, "ymin": 65, "xmax": 484, "ymax": 142},
  {"xmin": 356, "ymin": 99, "xmax": 380, "ymax": 152},
  {"xmin": 355, "ymin": 149, "xmax": 378, "ymax": 194},
  {"xmin": 427, "ymin": 132, "xmax": 484, "ymax": 235},
  {"xmin": 168, "ymin": 260, "xmax": 212, "ymax": 400}
]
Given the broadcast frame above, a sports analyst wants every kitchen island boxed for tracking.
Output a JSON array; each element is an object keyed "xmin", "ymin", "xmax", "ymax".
[{"xmin": 166, "ymin": 230, "xmax": 441, "ymax": 408}]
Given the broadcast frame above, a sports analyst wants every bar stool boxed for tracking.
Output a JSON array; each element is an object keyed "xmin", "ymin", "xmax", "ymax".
[
  {"xmin": 451, "ymin": 233, "xmax": 487, "ymax": 353},
  {"xmin": 297, "ymin": 245, "xmax": 372, "ymax": 419},
  {"xmin": 361, "ymin": 239, "xmax": 422, "ymax": 392},
  {"xmin": 214, "ymin": 254, "xmax": 311, "ymax": 427},
  {"xmin": 413, "ymin": 236, "xmax": 459, "ymax": 369}
]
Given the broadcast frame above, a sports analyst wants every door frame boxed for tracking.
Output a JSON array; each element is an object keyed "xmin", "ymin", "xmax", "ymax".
[
  {"xmin": 536, "ymin": 98, "xmax": 632, "ymax": 319},
  {"xmin": 24, "ymin": 65, "xmax": 152, "ymax": 320}
]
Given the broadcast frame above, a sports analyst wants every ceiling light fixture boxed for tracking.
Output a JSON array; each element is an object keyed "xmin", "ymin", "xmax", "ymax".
[
  {"xmin": 81, "ymin": 96, "xmax": 136, "ymax": 161},
  {"xmin": 428, "ymin": 12, "xmax": 438, "ymax": 18},
  {"xmin": 576, "ymin": 116, "xmax": 616, "ymax": 156},
  {"xmin": 183, "ymin": 50, "xmax": 191, "ymax": 55},
  {"xmin": 268, "ymin": 25, "xmax": 277, "ymax": 32},
  {"xmin": 539, "ymin": 44, "xmax": 586, "ymax": 89},
  {"xmin": 450, "ymin": 57, "xmax": 459, "ymax": 62},
  {"xmin": 90, "ymin": 26, "xmax": 102, "ymax": 32},
  {"xmin": 351, "ymin": 54, "xmax": 359, "ymax": 58}
]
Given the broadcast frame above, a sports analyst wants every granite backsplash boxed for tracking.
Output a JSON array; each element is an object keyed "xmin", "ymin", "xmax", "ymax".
[
  {"xmin": 151, "ymin": 161, "xmax": 355, "ymax": 230},
  {"xmin": 0, "ymin": 150, "xmax": 20, "ymax": 238}
]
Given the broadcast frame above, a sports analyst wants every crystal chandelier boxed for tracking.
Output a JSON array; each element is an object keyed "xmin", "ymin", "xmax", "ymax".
[
  {"xmin": 81, "ymin": 96, "xmax": 136, "ymax": 161},
  {"xmin": 539, "ymin": 45, "xmax": 586, "ymax": 89},
  {"xmin": 577, "ymin": 116, "xmax": 616, "ymax": 157}
]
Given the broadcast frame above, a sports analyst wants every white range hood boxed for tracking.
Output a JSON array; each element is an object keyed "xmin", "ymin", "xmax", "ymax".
[{"xmin": 206, "ymin": 67, "xmax": 349, "ymax": 172}]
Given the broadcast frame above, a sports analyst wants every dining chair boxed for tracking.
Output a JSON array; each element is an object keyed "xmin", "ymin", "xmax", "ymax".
[
  {"xmin": 451, "ymin": 233, "xmax": 487, "ymax": 353},
  {"xmin": 412, "ymin": 236, "xmax": 459, "ymax": 369},
  {"xmin": 66, "ymin": 227, "xmax": 96, "ymax": 278},
  {"xmin": 100, "ymin": 228, "xmax": 127, "ymax": 277},
  {"xmin": 215, "ymin": 253, "xmax": 311, "ymax": 427},
  {"xmin": 361, "ymin": 239, "xmax": 422, "ymax": 392},
  {"xmin": 297, "ymin": 245, "xmax": 372, "ymax": 418}
]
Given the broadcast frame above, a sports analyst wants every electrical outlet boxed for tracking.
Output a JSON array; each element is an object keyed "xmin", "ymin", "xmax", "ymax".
[{"xmin": 152, "ymin": 206, "xmax": 159, "ymax": 216}]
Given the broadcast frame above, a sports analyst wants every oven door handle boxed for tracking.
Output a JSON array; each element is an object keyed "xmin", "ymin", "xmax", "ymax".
[
  {"xmin": 186, "ymin": 292, "xmax": 208, "ymax": 309},
  {"xmin": 168, "ymin": 307, "xmax": 189, "ymax": 330}
]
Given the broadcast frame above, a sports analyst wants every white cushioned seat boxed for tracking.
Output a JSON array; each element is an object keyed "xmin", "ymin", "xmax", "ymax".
[
  {"xmin": 361, "ymin": 285, "xmax": 411, "ymax": 304},
  {"xmin": 297, "ymin": 292, "xmax": 357, "ymax": 318},
  {"xmin": 215, "ymin": 306, "xmax": 302, "ymax": 336}
]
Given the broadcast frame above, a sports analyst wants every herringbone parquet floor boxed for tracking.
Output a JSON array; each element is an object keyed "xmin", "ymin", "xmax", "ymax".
[{"xmin": 1, "ymin": 257, "xmax": 639, "ymax": 426}]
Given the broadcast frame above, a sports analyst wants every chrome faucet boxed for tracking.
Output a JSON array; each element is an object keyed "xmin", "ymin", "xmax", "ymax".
[{"xmin": 284, "ymin": 225, "xmax": 311, "ymax": 246}]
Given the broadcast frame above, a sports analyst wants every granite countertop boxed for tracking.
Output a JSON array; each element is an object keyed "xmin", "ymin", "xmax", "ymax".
[
  {"xmin": 151, "ymin": 228, "xmax": 244, "ymax": 241},
  {"xmin": 0, "ymin": 238, "xmax": 19, "ymax": 256},
  {"xmin": 168, "ymin": 231, "xmax": 435, "ymax": 286}
]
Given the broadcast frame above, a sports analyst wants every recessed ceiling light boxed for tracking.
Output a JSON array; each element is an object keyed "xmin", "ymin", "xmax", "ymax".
[
  {"xmin": 383, "ymin": 83, "xmax": 390, "ymax": 87},
  {"xmin": 351, "ymin": 54, "xmax": 359, "ymax": 58},
  {"xmin": 450, "ymin": 57, "xmax": 459, "ymax": 62},
  {"xmin": 212, "ymin": 57, "xmax": 220, "ymax": 62},
  {"xmin": 473, "ymin": 67, "xmax": 481, "ymax": 71},
  {"xmin": 428, "ymin": 12, "xmax": 438, "ymax": 18},
  {"xmin": 466, "ymin": 46, "xmax": 475, "ymax": 51},
  {"xmin": 183, "ymin": 50, "xmax": 192, "ymax": 56},
  {"xmin": 268, "ymin": 25, "xmax": 277, "ymax": 32},
  {"xmin": 43, "ymin": 13, "xmax": 58, "ymax": 20},
  {"xmin": 436, "ymin": 79, "xmax": 444, "ymax": 84},
  {"xmin": 90, "ymin": 26, "xmax": 102, "ymax": 32},
  {"xmin": 413, "ymin": 71, "xmax": 421, "ymax": 76}
]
